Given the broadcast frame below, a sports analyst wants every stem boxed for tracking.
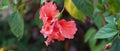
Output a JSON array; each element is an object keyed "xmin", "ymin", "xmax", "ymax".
[{"xmin": 56, "ymin": 8, "xmax": 64, "ymax": 19}]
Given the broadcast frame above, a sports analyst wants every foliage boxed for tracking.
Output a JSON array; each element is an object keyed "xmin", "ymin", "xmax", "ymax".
[
  {"xmin": 0, "ymin": 0, "xmax": 120, "ymax": 51},
  {"xmin": 8, "ymin": 12, "xmax": 24, "ymax": 39}
]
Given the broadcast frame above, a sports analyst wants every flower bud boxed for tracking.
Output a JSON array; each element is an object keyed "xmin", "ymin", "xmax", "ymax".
[{"xmin": 104, "ymin": 43, "xmax": 112, "ymax": 50}]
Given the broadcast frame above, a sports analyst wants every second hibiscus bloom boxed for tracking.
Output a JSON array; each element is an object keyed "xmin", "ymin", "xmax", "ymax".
[{"xmin": 40, "ymin": 2, "xmax": 77, "ymax": 46}]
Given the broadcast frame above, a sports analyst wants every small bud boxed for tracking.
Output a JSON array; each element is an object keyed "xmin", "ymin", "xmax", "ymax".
[{"xmin": 104, "ymin": 43, "xmax": 112, "ymax": 50}]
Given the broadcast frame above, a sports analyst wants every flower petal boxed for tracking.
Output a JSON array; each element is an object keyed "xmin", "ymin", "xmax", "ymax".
[
  {"xmin": 58, "ymin": 19, "xmax": 77, "ymax": 39},
  {"xmin": 40, "ymin": 23, "xmax": 53, "ymax": 38},
  {"xmin": 40, "ymin": 2, "xmax": 59, "ymax": 24}
]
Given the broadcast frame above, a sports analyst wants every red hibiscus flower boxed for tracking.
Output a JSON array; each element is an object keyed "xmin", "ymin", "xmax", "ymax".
[
  {"xmin": 40, "ymin": 2, "xmax": 77, "ymax": 46},
  {"xmin": 40, "ymin": 2, "xmax": 59, "ymax": 24}
]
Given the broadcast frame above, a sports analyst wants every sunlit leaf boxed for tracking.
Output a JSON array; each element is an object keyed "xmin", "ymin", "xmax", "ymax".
[
  {"xmin": 108, "ymin": 0, "xmax": 120, "ymax": 15},
  {"xmin": 0, "ymin": 48, "xmax": 4, "ymax": 51},
  {"xmin": 105, "ymin": 16, "xmax": 115, "ymax": 24},
  {"xmin": 64, "ymin": 0, "xmax": 85, "ymax": 22}
]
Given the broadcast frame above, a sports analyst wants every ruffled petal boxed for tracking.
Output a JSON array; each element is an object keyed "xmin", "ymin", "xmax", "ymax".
[
  {"xmin": 40, "ymin": 2, "xmax": 59, "ymax": 24},
  {"xmin": 40, "ymin": 23, "xmax": 53, "ymax": 38},
  {"xmin": 58, "ymin": 19, "xmax": 77, "ymax": 39}
]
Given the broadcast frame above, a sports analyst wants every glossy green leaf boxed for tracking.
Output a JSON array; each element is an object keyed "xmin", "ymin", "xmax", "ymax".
[
  {"xmin": 95, "ymin": 24, "xmax": 118, "ymax": 39},
  {"xmin": 72, "ymin": 0, "xmax": 94, "ymax": 18},
  {"xmin": 64, "ymin": 0, "xmax": 85, "ymax": 22},
  {"xmin": 108, "ymin": 0, "xmax": 120, "ymax": 15},
  {"xmin": 8, "ymin": 12, "xmax": 24, "ymax": 39},
  {"xmin": 84, "ymin": 28, "xmax": 96, "ymax": 42},
  {"xmin": 105, "ymin": 16, "xmax": 115, "ymax": 24}
]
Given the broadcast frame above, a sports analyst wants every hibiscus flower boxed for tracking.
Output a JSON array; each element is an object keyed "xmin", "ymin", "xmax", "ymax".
[{"xmin": 40, "ymin": 2, "xmax": 77, "ymax": 46}]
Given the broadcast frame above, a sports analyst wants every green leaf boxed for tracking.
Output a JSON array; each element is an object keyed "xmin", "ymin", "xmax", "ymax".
[
  {"xmin": 116, "ymin": 14, "xmax": 120, "ymax": 27},
  {"xmin": 105, "ymin": 16, "xmax": 115, "ymax": 24},
  {"xmin": 89, "ymin": 37, "xmax": 97, "ymax": 50},
  {"xmin": 96, "ymin": 4, "xmax": 105, "ymax": 11},
  {"xmin": 109, "ymin": 37, "xmax": 120, "ymax": 51},
  {"xmin": 8, "ymin": 12, "xmax": 24, "ymax": 39},
  {"xmin": 72, "ymin": 0, "xmax": 94, "ymax": 18},
  {"xmin": 117, "ymin": 19, "xmax": 120, "ymax": 27},
  {"xmin": 0, "ymin": 0, "xmax": 9, "ymax": 10},
  {"xmin": 19, "ymin": 4, "xmax": 25, "ymax": 15},
  {"xmin": 84, "ymin": 28, "xmax": 96, "ymax": 42},
  {"xmin": 103, "ymin": 10, "xmax": 111, "ymax": 17},
  {"xmin": 93, "ymin": 14, "xmax": 102, "ymax": 29},
  {"xmin": 108, "ymin": 0, "xmax": 120, "ymax": 15},
  {"xmin": 34, "ymin": 10, "xmax": 43, "ymax": 28},
  {"xmin": 95, "ymin": 24, "xmax": 118, "ymax": 39},
  {"xmin": 64, "ymin": 0, "xmax": 85, "ymax": 22},
  {"xmin": 91, "ymin": 41, "xmax": 106, "ymax": 51}
]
